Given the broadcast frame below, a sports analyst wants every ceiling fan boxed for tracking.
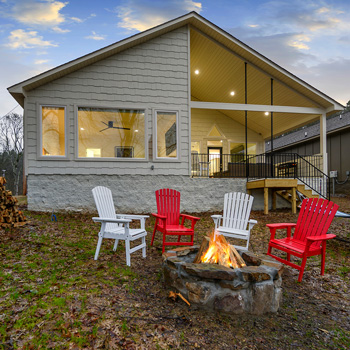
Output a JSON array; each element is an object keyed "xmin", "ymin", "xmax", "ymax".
[{"xmin": 99, "ymin": 121, "xmax": 130, "ymax": 132}]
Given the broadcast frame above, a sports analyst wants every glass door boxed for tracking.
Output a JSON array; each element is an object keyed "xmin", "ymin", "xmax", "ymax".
[{"xmin": 208, "ymin": 147, "xmax": 222, "ymax": 176}]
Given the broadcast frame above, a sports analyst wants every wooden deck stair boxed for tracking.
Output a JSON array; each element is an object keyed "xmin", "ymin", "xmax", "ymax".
[
  {"xmin": 247, "ymin": 178, "xmax": 321, "ymax": 215},
  {"xmin": 276, "ymin": 184, "xmax": 319, "ymax": 208}
]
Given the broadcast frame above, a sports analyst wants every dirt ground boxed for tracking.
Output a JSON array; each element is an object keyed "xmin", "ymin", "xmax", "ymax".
[{"xmin": 0, "ymin": 196, "xmax": 349, "ymax": 349}]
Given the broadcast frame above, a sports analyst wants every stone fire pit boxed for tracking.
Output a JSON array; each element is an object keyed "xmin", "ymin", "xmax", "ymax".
[{"xmin": 162, "ymin": 246, "xmax": 284, "ymax": 315}]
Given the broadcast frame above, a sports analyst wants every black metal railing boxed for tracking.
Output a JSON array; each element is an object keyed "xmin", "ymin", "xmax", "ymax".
[{"xmin": 191, "ymin": 152, "xmax": 330, "ymax": 199}]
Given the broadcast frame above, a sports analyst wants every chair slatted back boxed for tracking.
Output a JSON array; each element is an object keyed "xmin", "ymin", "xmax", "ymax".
[
  {"xmin": 92, "ymin": 186, "xmax": 120, "ymax": 231},
  {"xmin": 294, "ymin": 198, "xmax": 339, "ymax": 247},
  {"xmin": 222, "ymin": 192, "xmax": 254, "ymax": 230},
  {"xmin": 155, "ymin": 189, "xmax": 181, "ymax": 225}
]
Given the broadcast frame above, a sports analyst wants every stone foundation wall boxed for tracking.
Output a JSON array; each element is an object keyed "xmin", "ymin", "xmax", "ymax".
[{"xmin": 27, "ymin": 174, "xmax": 247, "ymax": 213}]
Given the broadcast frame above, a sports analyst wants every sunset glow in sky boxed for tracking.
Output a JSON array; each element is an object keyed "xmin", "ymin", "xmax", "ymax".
[{"xmin": 1, "ymin": 0, "xmax": 350, "ymax": 117}]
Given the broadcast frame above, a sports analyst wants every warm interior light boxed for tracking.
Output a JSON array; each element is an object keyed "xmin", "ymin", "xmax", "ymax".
[
  {"xmin": 194, "ymin": 69, "xmax": 199, "ymax": 75},
  {"xmin": 135, "ymin": 129, "xmax": 139, "ymax": 132},
  {"xmin": 230, "ymin": 91, "xmax": 235, "ymax": 96},
  {"xmin": 265, "ymin": 112, "xmax": 269, "ymax": 116},
  {"xmin": 80, "ymin": 127, "xmax": 85, "ymax": 130}
]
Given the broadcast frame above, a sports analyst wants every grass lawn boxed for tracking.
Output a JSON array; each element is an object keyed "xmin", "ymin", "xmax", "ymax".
[{"xmin": 0, "ymin": 199, "xmax": 349, "ymax": 349}]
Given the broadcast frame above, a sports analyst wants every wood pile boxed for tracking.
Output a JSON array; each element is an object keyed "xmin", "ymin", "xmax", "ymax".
[{"xmin": 0, "ymin": 177, "xmax": 27, "ymax": 228}]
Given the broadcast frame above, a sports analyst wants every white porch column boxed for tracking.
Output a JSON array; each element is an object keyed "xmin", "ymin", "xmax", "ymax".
[{"xmin": 320, "ymin": 112, "xmax": 328, "ymax": 175}]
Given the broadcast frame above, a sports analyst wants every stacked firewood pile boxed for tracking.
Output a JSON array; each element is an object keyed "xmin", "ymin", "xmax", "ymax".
[{"xmin": 0, "ymin": 177, "xmax": 27, "ymax": 228}]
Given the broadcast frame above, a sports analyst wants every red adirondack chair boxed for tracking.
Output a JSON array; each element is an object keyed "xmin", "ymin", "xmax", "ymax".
[
  {"xmin": 267, "ymin": 197, "xmax": 339, "ymax": 282},
  {"xmin": 151, "ymin": 189, "xmax": 200, "ymax": 253}
]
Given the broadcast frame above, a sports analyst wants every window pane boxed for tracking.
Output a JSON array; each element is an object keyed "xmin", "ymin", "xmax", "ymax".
[
  {"xmin": 42, "ymin": 106, "xmax": 65, "ymax": 156},
  {"xmin": 78, "ymin": 108, "xmax": 145, "ymax": 158},
  {"xmin": 230, "ymin": 143, "xmax": 256, "ymax": 162},
  {"xmin": 157, "ymin": 112, "xmax": 177, "ymax": 158}
]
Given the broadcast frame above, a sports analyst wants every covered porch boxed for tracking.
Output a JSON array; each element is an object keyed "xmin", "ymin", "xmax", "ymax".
[{"xmin": 188, "ymin": 25, "xmax": 343, "ymax": 199}]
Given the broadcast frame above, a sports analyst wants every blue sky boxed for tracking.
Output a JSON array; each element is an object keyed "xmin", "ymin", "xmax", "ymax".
[{"xmin": 1, "ymin": 0, "xmax": 350, "ymax": 117}]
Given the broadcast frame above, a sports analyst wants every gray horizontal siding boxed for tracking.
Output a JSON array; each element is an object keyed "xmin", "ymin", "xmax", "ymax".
[{"xmin": 25, "ymin": 26, "xmax": 190, "ymax": 176}]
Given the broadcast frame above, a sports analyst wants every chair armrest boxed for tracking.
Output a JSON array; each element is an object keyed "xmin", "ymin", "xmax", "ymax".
[
  {"xmin": 266, "ymin": 223, "xmax": 296, "ymax": 240},
  {"xmin": 180, "ymin": 214, "xmax": 201, "ymax": 221},
  {"xmin": 180, "ymin": 214, "xmax": 200, "ymax": 229},
  {"xmin": 117, "ymin": 214, "xmax": 149, "ymax": 229},
  {"xmin": 248, "ymin": 219, "xmax": 258, "ymax": 230},
  {"xmin": 211, "ymin": 215, "xmax": 222, "ymax": 230},
  {"xmin": 92, "ymin": 217, "xmax": 131, "ymax": 224},
  {"xmin": 117, "ymin": 214, "xmax": 150, "ymax": 219},
  {"xmin": 307, "ymin": 234, "xmax": 336, "ymax": 242},
  {"xmin": 266, "ymin": 223, "xmax": 296, "ymax": 229}
]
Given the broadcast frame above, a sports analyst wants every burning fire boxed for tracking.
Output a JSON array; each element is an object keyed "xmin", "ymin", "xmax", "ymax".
[{"xmin": 200, "ymin": 231, "xmax": 246, "ymax": 269}]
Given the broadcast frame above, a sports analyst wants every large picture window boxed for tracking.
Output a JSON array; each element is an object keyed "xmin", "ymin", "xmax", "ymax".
[
  {"xmin": 156, "ymin": 111, "xmax": 178, "ymax": 159},
  {"xmin": 78, "ymin": 108, "xmax": 145, "ymax": 159},
  {"xmin": 41, "ymin": 106, "xmax": 66, "ymax": 156}
]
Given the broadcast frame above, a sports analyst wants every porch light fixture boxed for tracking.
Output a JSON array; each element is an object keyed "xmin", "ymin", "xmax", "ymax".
[
  {"xmin": 265, "ymin": 112, "xmax": 269, "ymax": 116},
  {"xmin": 230, "ymin": 91, "xmax": 235, "ymax": 96},
  {"xmin": 194, "ymin": 69, "xmax": 199, "ymax": 75}
]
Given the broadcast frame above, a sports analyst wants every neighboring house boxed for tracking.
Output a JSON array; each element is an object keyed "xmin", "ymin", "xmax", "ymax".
[
  {"xmin": 8, "ymin": 12, "xmax": 344, "ymax": 212},
  {"xmin": 265, "ymin": 111, "xmax": 350, "ymax": 182}
]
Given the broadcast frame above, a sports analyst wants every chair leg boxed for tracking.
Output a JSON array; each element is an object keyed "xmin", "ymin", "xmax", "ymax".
[
  {"xmin": 151, "ymin": 225, "xmax": 157, "ymax": 246},
  {"xmin": 298, "ymin": 256, "xmax": 308, "ymax": 282},
  {"xmin": 125, "ymin": 239, "xmax": 131, "ymax": 266},
  {"xmin": 177, "ymin": 234, "xmax": 181, "ymax": 242},
  {"xmin": 267, "ymin": 243, "xmax": 272, "ymax": 255},
  {"xmin": 162, "ymin": 233, "xmax": 166, "ymax": 253},
  {"xmin": 113, "ymin": 239, "xmax": 119, "ymax": 251},
  {"xmin": 142, "ymin": 236, "xmax": 146, "ymax": 258},
  {"xmin": 94, "ymin": 235, "xmax": 103, "ymax": 260},
  {"xmin": 321, "ymin": 242, "xmax": 327, "ymax": 276}
]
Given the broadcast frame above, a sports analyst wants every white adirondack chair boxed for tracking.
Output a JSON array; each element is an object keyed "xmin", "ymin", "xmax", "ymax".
[
  {"xmin": 211, "ymin": 192, "xmax": 257, "ymax": 251},
  {"xmin": 92, "ymin": 186, "xmax": 149, "ymax": 266}
]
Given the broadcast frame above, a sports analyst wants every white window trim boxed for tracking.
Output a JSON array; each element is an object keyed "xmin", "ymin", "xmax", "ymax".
[
  {"xmin": 38, "ymin": 104, "xmax": 68, "ymax": 160},
  {"xmin": 75, "ymin": 105, "xmax": 148, "ymax": 161},
  {"xmin": 153, "ymin": 109, "xmax": 180, "ymax": 162}
]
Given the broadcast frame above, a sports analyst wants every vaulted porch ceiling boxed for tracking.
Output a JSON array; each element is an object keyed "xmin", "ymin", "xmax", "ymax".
[{"xmin": 189, "ymin": 28, "xmax": 334, "ymax": 139}]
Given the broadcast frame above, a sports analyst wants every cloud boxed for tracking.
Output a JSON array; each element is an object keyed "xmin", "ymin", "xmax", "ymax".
[
  {"xmin": 70, "ymin": 16, "xmax": 83, "ymax": 23},
  {"xmin": 52, "ymin": 26, "xmax": 70, "ymax": 33},
  {"xmin": 296, "ymin": 58, "xmax": 350, "ymax": 105},
  {"xmin": 6, "ymin": 29, "xmax": 57, "ymax": 49},
  {"xmin": 85, "ymin": 31, "xmax": 105, "ymax": 41},
  {"xmin": 116, "ymin": 0, "xmax": 202, "ymax": 31},
  {"xmin": 34, "ymin": 59, "xmax": 49, "ymax": 64},
  {"xmin": 11, "ymin": 0, "xmax": 67, "ymax": 27}
]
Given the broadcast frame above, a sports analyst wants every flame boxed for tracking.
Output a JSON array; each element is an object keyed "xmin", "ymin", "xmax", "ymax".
[{"xmin": 200, "ymin": 231, "xmax": 245, "ymax": 269}]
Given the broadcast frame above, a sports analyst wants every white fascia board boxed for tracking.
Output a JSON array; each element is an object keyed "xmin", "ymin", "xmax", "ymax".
[
  {"xmin": 326, "ymin": 104, "xmax": 344, "ymax": 114},
  {"xmin": 190, "ymin": 101, "xmax": 324, "ymax": 114}
]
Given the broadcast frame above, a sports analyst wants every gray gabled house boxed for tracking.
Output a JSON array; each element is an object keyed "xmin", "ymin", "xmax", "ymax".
[{"xmin": 8, "ymin": 12, "xmax": 344, "ymax": 212}]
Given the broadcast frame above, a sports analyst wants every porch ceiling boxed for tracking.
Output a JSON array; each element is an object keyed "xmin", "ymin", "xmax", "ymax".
[{"xmin": 190, "ymin": 28, "xmax": 331, "ymax": 139}]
